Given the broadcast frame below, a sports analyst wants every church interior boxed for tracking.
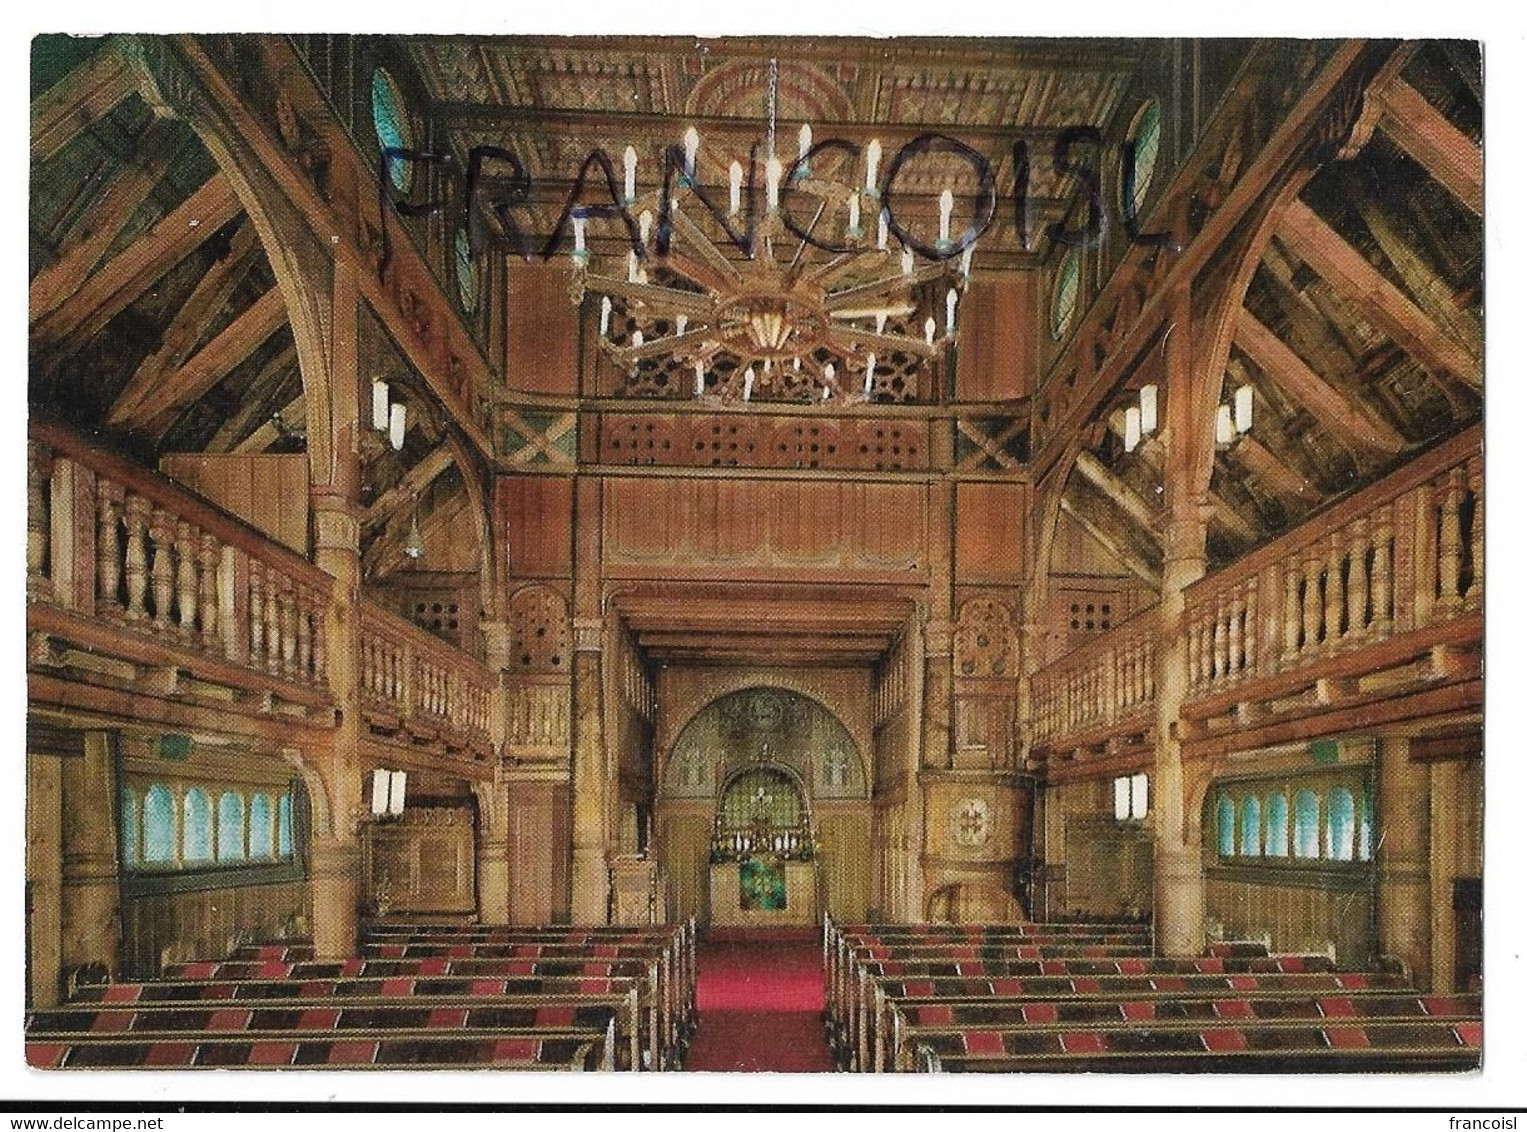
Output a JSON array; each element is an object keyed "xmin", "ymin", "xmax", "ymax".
[{"xmin": 24, "ymin": 34, "xmax": 1484, "ymax": 1073}]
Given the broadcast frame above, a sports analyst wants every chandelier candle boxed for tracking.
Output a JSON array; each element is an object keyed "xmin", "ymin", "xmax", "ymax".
[{"xmin": 623, "ymin": 144, "xmax": 638, "ymax": 203}]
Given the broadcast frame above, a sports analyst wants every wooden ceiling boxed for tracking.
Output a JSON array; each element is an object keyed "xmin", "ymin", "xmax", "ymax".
[
  {"xmin": 406, "ymin": 36, "xmax": 1143, "ymax": 270},
  {"xmin": 615, "ymin": 586, "xmax": 913, "ymax": 665}
]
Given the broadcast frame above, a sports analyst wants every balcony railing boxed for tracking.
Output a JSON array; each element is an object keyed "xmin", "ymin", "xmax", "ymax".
[
  {"xmin": 359, "ymin": 599, "xmax": 496, "ymax": 759},
  {"xmin": 1029, "ymin": 425, "xmax": 1482, "ymax": 755},
  {"xmin": 28, "ymin": 422, "xmax": 332, "ymax": 708},
  {"xmin": 1029, "ymin": 604, "xmax": 1159, "ymax": 748}
]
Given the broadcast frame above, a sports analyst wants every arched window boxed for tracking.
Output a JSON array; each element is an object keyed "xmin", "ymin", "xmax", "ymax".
[
  {"xmin": 1293, "ymin": 789, "xmax": 1320, "ymax": 859},
  {"xmin": 1264, "ymin": 790, "xmax": 1289, "ymax": 857},
  {"xmin": 1326, "ymin": 785, "xmax": 1356, "ymax": 862},
  {"xmin": 1239, "ymin": 795, "xmax": 1262, "ymax": 857},
  {"xmin": 455, "ymin": 228, "xmax": 479, "ymax": 313},
  {"xmin": 217, "ymin": 791, "xmax": 246, "ymax": 862},
  {"xmin": 119, "ymin": 787, "xmax": 139, "ymax": 867},
  {"xmin": 277, "ymin": 792, "xmax": 294, "ymax": 859},
  {"xmin": 143, "ymin": 785, "xmax": 175, "ymax": 864},
  {"xmin": 1357, "ymin": 789, "xmax": 1373, "ymax": 861},
  {"xmin": 1216, "ymin": 794, "xmax": 1236, "ymax": 857},
  {"xmin": 249, "ymin": 793, "xmax": 274, "ymax": 859},
  {"xmin": 1050, "ymin": 248, "xmax": 1081, "ymax": 341},
  {"xmin": 182, "ymin": 788, "xmax": 213, "ymax": 863},
  {"xmin": 1124, "ymin": 99, "xmax": 1162, "ymax": 215},
  {"xmin": 371, "ymin": 68, "xmax": 414, "ymax": 193}
]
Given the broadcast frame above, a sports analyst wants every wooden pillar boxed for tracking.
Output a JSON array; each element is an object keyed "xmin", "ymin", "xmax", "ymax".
[
  {"xmin": 26, "ymin": 737, "xmax": 66, "ymax": 1007},
  {"xmin": 1376, "ymin": 735, "xmax": 1431, "ymax": 986},
  {"xmin": 570, "ymin": 476, "xmax": 609, "ymax": 924},
  {"xmin": 1428, "ymin": 759, "xmax": 1461, "ymax": 992},
  {"xmin": 59, "ymin": 731, "xmax": 121, "ymax": 982},
  {"xmin": 1154, "ymin": 287, "xmax": 1209, "ymax": 957}
]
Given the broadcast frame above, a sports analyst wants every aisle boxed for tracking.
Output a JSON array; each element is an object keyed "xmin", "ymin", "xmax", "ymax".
[{"xmin": 683, "ymin": 929, "xmax": 837, "ymax": 1072}]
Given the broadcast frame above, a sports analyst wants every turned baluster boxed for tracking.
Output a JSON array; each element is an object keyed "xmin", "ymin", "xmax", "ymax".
[
  {"xmin": 1244, "ymin": 588, "xmax": 1258, "ymax": 676},
  {"xmin": 196, "ymin": 534, "xmax": 220, "ymax": 645},
  {"xmin": 1324, "ymin": 534, "xmax": 1345, "ymax": 648},
  {"xmin": 1187, "ymin": 611, "xmax": 1203, "ymax": 689},
  {"xmin": 1228, "ymin": 591, "xmax": 1244, "ymax": 677},
  {"xmin": 279, "ymin": 581, "xmax": 298, "ymax": 677},
  {"xmin": 1282, "ymin": 560, "xmax": 1301, "ymax": 664},
  {"xmin": 262, "ymin": 568, "xmax": 282, "ymax": 674},
  {"xmin": 247, "ymin": 560, "xmax": 266, "ymax": 667},
  {"xmin": 296, "ymin": 588, "xmax": 313, "ymax": 679},
  {"xmin": 1372, "ymin": 506, "xmax": 1394, "ymax": 634},
  {"xmin": 1212, "ymin": 597, "xmax": 1228, "ymax": 681},
  {"xmin": 96, "ymin": 483, "xmax": 124, "ymax": 613},
  {"xmin": 122, "ymin": 495, "xmax": 150, "ymax": 621},
  {"xmin": 1437, "ymin": 467, "xmax": 1465, "ymax": 612},
  {"xmin": 1346, "ymin": 518, "xmax": 1370, "ymax": 639},
  {"xmin": 175, "ymin": 521, "xmax": 198, "ymax": 640},
  {"xmin": 27, "ymin": 440, "xmax": 51, "ymax": 586},
  {"xmin": 1301, "ymin": 552, "xmax": 1323, "ymax": 655},
  {"xmin": 148, "ymin": 510, "xmax": 176, "ymax": 634},
  {"xmin": 1467, "ymin": 456, "xmax": 1483, "ymax": 606}
]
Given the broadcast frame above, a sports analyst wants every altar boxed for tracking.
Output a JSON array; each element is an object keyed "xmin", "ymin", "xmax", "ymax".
[{"xmin": 709, "ymin": 858, "xmax": 819, "ymax": 927}]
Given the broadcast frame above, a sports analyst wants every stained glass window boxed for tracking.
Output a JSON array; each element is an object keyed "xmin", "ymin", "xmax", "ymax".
[
  {"xmin": 119, "ymin": 787, "xmax": 139, "ymax": 867},
  {"xmin": 1051, "ymin": 248, "xmax": 1081, "ymax": 341},
  {"xmin": 1125, "ymin": 100, "xmax": 1162, "ymax": 215},
  {"xmin": 278, "ymin": 792, "xmax": 294, "ymax": 859},
  {"xmin": 1357, "ymin": 788, "xmax": 1373, "ymax": 861},
  {"xmin": 1327, "ymin": 786, "xmax": 1356, "ymax": 862},
  {"xmin": 1293, "ymin": 788, "xmax": 1321, "ymax": 859},
  {"xmin": 143, "ymin": 785, "xmax": 175, "ymax": 864},
  {"xmin": 1216, "ymin": 794, "xmax": 1236, "ymax": 857},
  {"xmin": 217, "ymin": 791, "xmax": 246, "ymax": 862},
  {"xmin": 182, "ymin": 788, "xmax": 213, "ymax": 863},
  {"xmin": 249, "ymin": 793, "xmax": 274, "ymax": 859},
  {"xmin": 1240, "ymin": 794, "xmax": 1262, "ymax": 857},
  {"xmin": 371, "ymin": 68, "xmax": 414, "ymax": 193},
  {"xmin": 1265, "ymin": 790, "xmax": 1289, "ymax": 857}
]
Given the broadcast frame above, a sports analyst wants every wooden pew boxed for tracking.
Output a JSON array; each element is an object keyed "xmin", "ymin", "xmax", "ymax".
[
  {"xmin": 906, "ymin": 1018, "xmax": 1481, "ymax": 1073},
  {"xmin": 884, "ymin": 993, "xmax": 1482, "ymax": 1072}
]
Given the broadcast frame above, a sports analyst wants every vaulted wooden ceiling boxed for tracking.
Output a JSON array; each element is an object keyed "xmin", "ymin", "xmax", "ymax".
[
  {"xmin": 1052, "ymin": 42, "xmax": 1481, "ymax": 583},
  {"xmin": 405, "ymin": 36, "xmax": 1144, "ymax": 270}
]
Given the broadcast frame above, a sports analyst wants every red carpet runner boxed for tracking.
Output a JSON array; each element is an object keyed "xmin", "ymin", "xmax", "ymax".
[{"xmin": 683, "ymin": 929, "xmax": 836, "ymax": 1072}]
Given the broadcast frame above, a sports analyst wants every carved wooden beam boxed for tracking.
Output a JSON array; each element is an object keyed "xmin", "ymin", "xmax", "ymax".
[
  {"xmin": 107, "ymin": 219, "xmax": 262, "ymax": 425},
  {"xmin": 1278, "ymin": 199, "xmax": 1480, "ymax": 388},
  {"xmin": 114, "ymin": 287, "xmax": 288, "ymax": 431},
  {"xmin": 31, "ymin": 43, "xmax": 139, "ymax": 165},
  {"xmin": 1058, "ymin": 496, "xmax": 1161, "ymax": 590},
  {"xmin": 1375, "ymin": 80, "xmax": 1482, "ymax": 216},
  {"xmin": 30, "ymin": 118, "xmax": 183, "ymax": 321},
  {"xmin": 1231, "ymin": 433, "xmax": 1318, "ymax": 504},
  {"xmin": 362, "ymin": 448, "xmax": 455, "ymax": 530},
  {"xmin": 1233, "ymin": 308, "xmax": 1406, "ymax": 457},
  {"xmin": 1072, "ymin": 451, "xmax": 1160, "ymax": 534},
  {"xmin": 30, "ymin": 175, "xmax": 241, "ymax": 352}
]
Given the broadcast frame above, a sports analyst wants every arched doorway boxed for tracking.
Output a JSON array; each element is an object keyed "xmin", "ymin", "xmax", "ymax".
[{"xmin": 654, "ymin": 687, "xmax": 869, "ymax": 925}]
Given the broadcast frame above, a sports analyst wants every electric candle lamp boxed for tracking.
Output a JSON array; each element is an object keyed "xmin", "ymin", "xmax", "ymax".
[
  {"xmin": 823, "ymin": 363, "xmax": 835, "ymax": 388},
  {"xmin": 822, "ymin": 384, "xmax": 831, "ymax": 401},
  {"xmin": 639, "ymin": 210, "xmax": 653, "ymax": 246},
  {"xmin": 683, "ymin": 127, "xmax": 700, "ymax": 177},
  {"xmin": 863, "ymin": 353, "xmax": 876, "ymax": 396},
  {"xmin": 865, "ymin": 139, "xmax": 882, "ymax": 195},
  {"xmin": 946, "ymin": 289, "xmax": 958, "ymax": 334},
  {"xmin": 371, "ymin": 380, "xmax": 389, "ymax": 432},
  {"xmin": 743, "ymin": 366, "xmax": 755, "ymax": 401},
  {"xmin": 627, "ymin": 250, "xmax": 639, "ymax": 284},
  {"xmin": 793, "ymin": 357, "xmax": 801, "ymax": 372},
  {"xmin": 572, "ymin": 215, "xmax": 587, "ymax": 256},
  {"xmin": 600, "ymin": 296, "xmax": 613, "ymax": 338},
  {"xmin": 766, "ymin": 156, "xmax": 783, "ymax": 210},
  {"xmin": 676, "ymin": 314, "xmax": 689, "ymax": 336},
  {"xmin": 1216, "ymin": 403, "xmax": 1235, "ymax": 446},
  {"xmin": 389, "ymin": 401, "xmax": 406, "ymax": 451},
  {"xmin": 939, "ymin": 187, "xmax": 955, "ymax": 245},
  {"xmin": 875, "ymin": 312, "xmax": 888, "ymax": 335},
  {"xmin": 1235, "ymin": 384, "xmax": 1254, "ymax": 433},
  {"xmin": 1140, "ymin": 384, "xmax": 1158, "ymax": 434},
  {"xmin": 798, "ymin": 123, "xmax": 812, "ymax": 169},
  {"xmin": 901, "ymin": 248, "xmax": 914, "ymax": 276},
  {"xmin": 729, "ymin": 160, "xmax": 743, "ymax": 217},
  {"xmin": 623, "ymin": 145, "xmax": 638, "ymax": 202},
  {"xmin": 694, "ymin": 361, "xmax": 705, "ymax": 398},
  {"xmin": 631, "ymin": 329, "xmax": 643, "ymax": 348},
  {"xmin": 924, "ymin": 316, "xmax": 936, "ymax": 346},
  {"xmin": 847, "ymin": 192, "xmax": 860, "ymax": 235},
  {"xmin": 877, "ymin": 210, "xmax": 889, "ymax": 251},
  {"xmin": 1125, "ymin": 405, "xmax": 1142, "ymax": 452}
]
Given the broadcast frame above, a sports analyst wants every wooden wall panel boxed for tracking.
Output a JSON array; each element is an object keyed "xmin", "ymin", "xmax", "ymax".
[
  {"xmin": 505, "ymin": 261, "xmax": 580, "ymax": 395},
  {"xmin": 956, "ymin": 276, "xmax": 1036, "ymax": 403},
  {"xmin": 602, "ymin": 478, "xmax": 928, "ymax": 579},
  {"xmin": 1206, "ymin": 875, "xmax": 1373, "ymax": 968},
  {"xmin": 507, "ymin": 781, "xmax": 571, "ymax": 924},
  {"xmin": 817, "ymin": 802, "xmax": 872, "ymax": 922},
  {"xmin": 159, "ymin": 453, "xmax": 308, "ymax": 555},
  {"xmin": 655, "ymin": 805, "xmax": 711, "ymax": 925},
  {"xmin": 498, "ymin": 476, "xmax": 573, "ymax": 579},
  {"xmin": 121, "ymin": 881, "xmax": 309, "ymax": 979},
  {"xmin": 956, "ymin": 481, "xmax": 1025, "ymax": 584}
]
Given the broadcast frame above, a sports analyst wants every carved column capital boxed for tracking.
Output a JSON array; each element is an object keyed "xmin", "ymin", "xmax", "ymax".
[{"xmin": 573, "ymin": 617, "xmax": 604, "ymax": 654}]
